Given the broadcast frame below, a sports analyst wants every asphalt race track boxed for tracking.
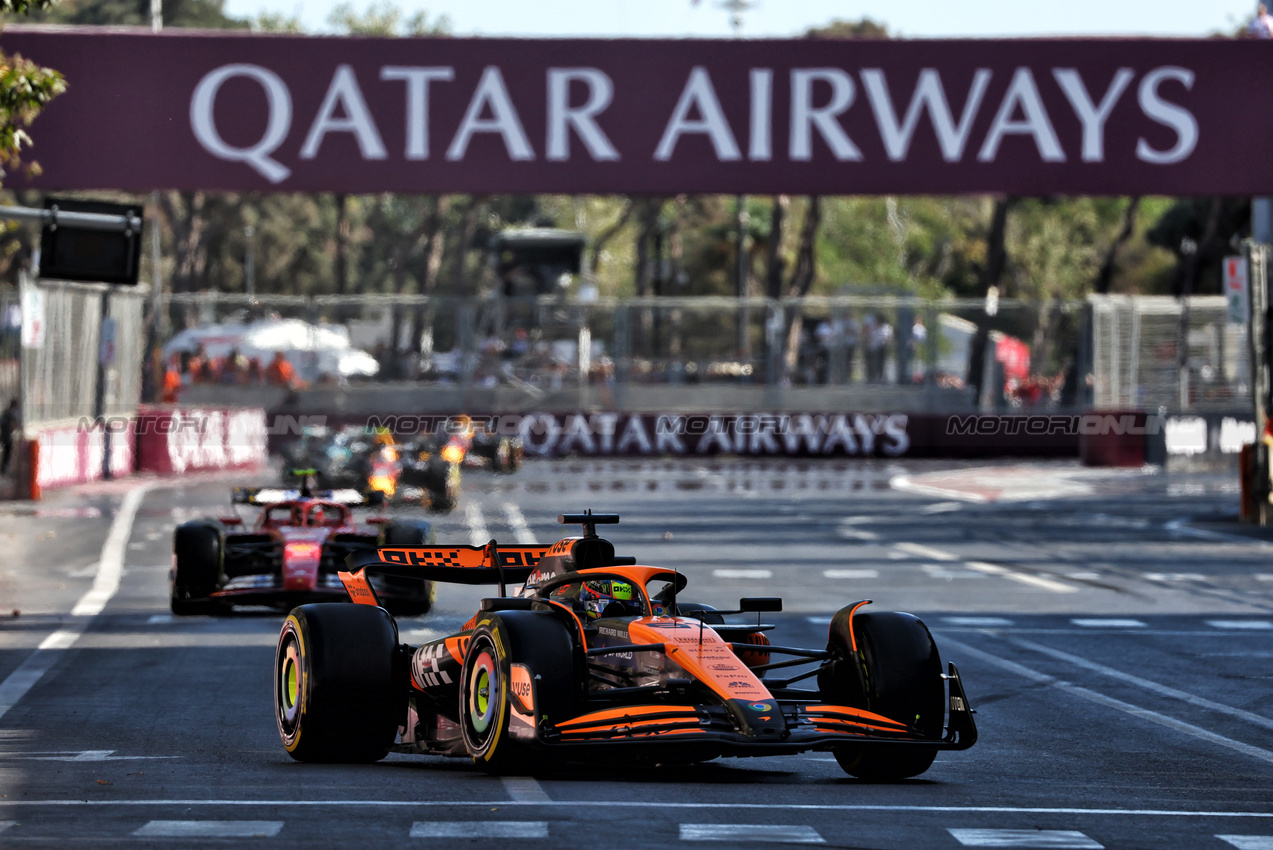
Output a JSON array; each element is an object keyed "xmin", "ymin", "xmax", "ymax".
[{"xmin": 0, "ymin": 458, "xmax": 1270, "ymax": 849}]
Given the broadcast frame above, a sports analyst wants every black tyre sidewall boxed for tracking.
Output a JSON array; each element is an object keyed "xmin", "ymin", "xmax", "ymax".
[
  {"xmin": 274, "ymin": 603, "xmax": 404, "ymax": 763},
  {"xmin": 822, "ymin": 609, "xmax": 944, "ymax": 781},
  {"xmin": 171, "ymin": 522, "xmax": 222, "ymax": 613}
]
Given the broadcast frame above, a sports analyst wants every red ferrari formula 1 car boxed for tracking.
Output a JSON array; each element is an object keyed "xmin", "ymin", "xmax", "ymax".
[
  {"xmin": 171, "ymin": 480, "xmax": 434, "ymax": 617},
  {"xmin": 272, "ymin": 512, "xmax": 977, "ymax": 779}
]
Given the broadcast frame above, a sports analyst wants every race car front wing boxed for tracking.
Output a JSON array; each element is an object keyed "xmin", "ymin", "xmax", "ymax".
[{"xmin": 537, "ymin": 662, "xmax": 977, "ymax": 756}]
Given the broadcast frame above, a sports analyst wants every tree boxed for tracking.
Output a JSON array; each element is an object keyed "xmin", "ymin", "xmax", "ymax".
[
  {"xmin": 28, "ymin": 0, "xmax": 246, "ymax": 28},
  {"xmin": 0, "ymin": 0, "xmax": 67, "ymax": 188},
  {"xmin": 804, "ymin": 17, "xmax": 890, "ymax": 39}
]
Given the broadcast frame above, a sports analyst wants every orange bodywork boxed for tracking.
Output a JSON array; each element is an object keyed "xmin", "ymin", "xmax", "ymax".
[
  {"xmin": 338, "ymin": 568, "xmax": 379, "ymax": 606},
  {"xmin": 375, "ymin": 544, "xmax": 551, "ymax": 571},
  {"xmin": 629, "ymin": 616, "xmax": 773, "ymax": 704}
]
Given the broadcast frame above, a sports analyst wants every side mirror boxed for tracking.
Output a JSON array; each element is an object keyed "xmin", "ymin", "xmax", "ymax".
[{"xmin": 739, "ymin": 597, "xmax": 782, "ymax": 613}]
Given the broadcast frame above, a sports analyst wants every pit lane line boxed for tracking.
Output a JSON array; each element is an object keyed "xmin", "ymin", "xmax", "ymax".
[
  {"xmin": 0, "ymin": 482, "xmax": 153, "ymax": 723},
  {"xmin": 502, "ymin": 503, "xmax": 537, "ymax": 544},
  {"xmin": 997, "ymin": 635, "xmax": 1273, "ymax": 733},
  {"xmin": 892, "ymin": 542, "xmax": 1079, "ymax": 593},
  {"xmin": 465, "ymin": 501, "xmax": 489, "ymax": 546},
  {"xmin": 938, "ymin": 635, "xmax": 1273, "ymax": 766},
  {"xmin": 0, "ymin": 800, "xmax": 1270, "ymax": 818}
]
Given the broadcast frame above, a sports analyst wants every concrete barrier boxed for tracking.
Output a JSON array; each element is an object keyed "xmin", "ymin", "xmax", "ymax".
[
  {"xmin": 29, "ymin": 420, "xmax": 135, "ymax": 498},
  {"xmin": 135, "ymin": 405, "xmax": 269, "ymax": 475}
]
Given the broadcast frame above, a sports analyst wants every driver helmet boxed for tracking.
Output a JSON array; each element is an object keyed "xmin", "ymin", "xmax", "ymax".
[{"xmin": 580, "ymin": 579, "xmax": 639, "ymax": 619}]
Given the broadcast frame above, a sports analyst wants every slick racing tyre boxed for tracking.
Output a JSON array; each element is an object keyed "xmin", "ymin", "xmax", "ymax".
[
  {"xmin": 460, "ymin": 611, "xmax": 579, "ymax": 775},
  {"xmin": 275, "ymin": 603, "xmax": 405, "ymax": 763},
  {"xmin": 819, "ymin": 609, "xmax": 944, "ymax": 780},
  {"xmin": 170, "ymin": 522, "xmax": 224, "ymax": 616},
  {"xmin": 379, "ymin": 521, "xmax": 436, "ymax": 618}
]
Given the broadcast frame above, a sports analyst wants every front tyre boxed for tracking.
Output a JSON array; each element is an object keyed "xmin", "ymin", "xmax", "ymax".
[
  {"xmin": 819, "ymin": 609, "xmax": 944, "ymax": 780},
  {"xmin": 275, "ymin": 603, "xmax": 405, "ymax": 763},
  {"xmin": 459, "ymin": 612, "xmax": 579, "ymax": 775},
  {"xmin": 170, "ymin": 522, "xmax": 224, "ymax": 616}
]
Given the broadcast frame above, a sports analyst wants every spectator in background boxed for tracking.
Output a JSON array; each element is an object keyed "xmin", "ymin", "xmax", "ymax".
[
  {"xmin": 843, "ymin": 311, "xmax": 860, "ymax": 383},
  {"xmin": 909, "ymin": 316, "xmax": 928, "ymax": 383},
  {"xmin": 221, "ymin": 348, "xmax": 248, "ymax": 384},
  {"xmin": 0, "ymin": 398, "xmax": 19, "ymax": 474},
  {"xmin": 265, "ymin": 351, "xmax": 296, "ymax": 388},
  {"xmin": 162, "ymin": 356, "xmax": 182, "ymax": 404},
  {"xmin": 814, "ymin": 319, "xmax": 833, "ymax": 383},
  {"xmin": 1251, "ymin": 3, "xmax": 1273, "ymax": 37},
  {"xmin": 510, "ymin": 328, "xmax": 531, "ymax": 359},
  {"xmin": 185, "ymin": 344, "xmax": 210, "ymax": 384},
  {"xmin": 867, "ymin": 313, "xmax": 893, "ymax": 382}
]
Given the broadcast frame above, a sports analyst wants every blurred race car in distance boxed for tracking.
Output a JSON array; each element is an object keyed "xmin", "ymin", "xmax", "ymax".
[
  {"xmin": 273, "ymin": 511, "xmax": 976, "ymax": 779},
  {"xmin": 171, "ymin": 477, "xmax": 435, "ymax": 617},
  {"xmin": 282, "ymin": 426, "xmax": 459, "ymax": 512},
  {"xmin": 445, "ymin": 416, "xmax": 523, "ymax": 474}
]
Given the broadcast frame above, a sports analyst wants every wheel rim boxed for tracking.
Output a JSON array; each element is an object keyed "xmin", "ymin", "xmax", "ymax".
[
  {"xmin": 276, "ymin": 631, "xmax": 302, "ymax": 734},
  {"xmin": 468, "ymin": 649, "xmax": 497, "ymax": 736}
]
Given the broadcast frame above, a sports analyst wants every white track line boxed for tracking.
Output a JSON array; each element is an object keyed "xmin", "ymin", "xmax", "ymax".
[
  {"xmin": 713, "ymin": 569, "xmax": 773, "ymax": 580},
  {"xmin": 893, "ymin": 542, "xmax": 960, "ymax": 562},
  {"xmin": 964, "ymin": 561, "xmax": 1078, "ymax": 594},
  {"xmin": 948, "ymin": 828, "xmax": 1100, "ymax": 849},
  {"xmin": 411, "ymin": 822, "xmax": 549, "ymax": 838},
  {"xmin": 134, "ymin": 821, "xmax": 283, "ymax": 838},
  {"xmin": 822, "ymin": 569, "xmax": 880, "ymax": 580},
  {"xmin": 890, "ymin": 475, "xmax": 989, "ymax": 503},
  {"xmin": 681, "ymin": 823, "xmax": 825, "ymax": 843},
  {"xmin": 1218, "ymin": 836, "xmax": 1273, "ymax": 850},
  {"xmin": 465, "ymin": 502, "xmax": 489, "ymax": 547},
  {"xmin": 0, "ymin": 483, "xmax": 152, "ymax": 723},
  {"xmin": 1, "ymin": 801, "xmax": 1271, "ymax": 817},
  {"xmin": 502, "ymin": 504, "xmax": 536, "ymax": 544},
  {"xmin": 1207, "ymin": 621, "xmax": 1273, "ymax": 630},
  {"xmin": 1006, "ymin": 637, "xmax": 1273, "ymax": 732},
  {"xmin": 895, "ymin": 544, "xmax": 1078, "ymax": 593},
  {"xmin": 940, "ymin": 636, "xmax": 1273, "ymax": 766},
  {"xmin": 500, "ymin": 777, "xmax": 551, "ymax": 802},
  {"xmin": 920, "ymin": 502, "xmax": 966, "ymax": 514}
]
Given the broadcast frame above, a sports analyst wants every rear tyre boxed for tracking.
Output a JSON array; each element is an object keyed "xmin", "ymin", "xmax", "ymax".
[
  {"xmin": 379, "ymin": 521, "xmax": 435, "ymax": 617},
  {"xmin": 819, "ymin": 609, "xmax": 944, "ymax": 780},
  {"xmin": 170, "ymin": 522, "xmax": 225, "ymax": 616},
  {"xmin": 275, "ymin": 603, "xmax": 405, "ymax": 763},
  {"xmin": 460, "ymin": 611, "xmax": 579, "ymax": 775}
]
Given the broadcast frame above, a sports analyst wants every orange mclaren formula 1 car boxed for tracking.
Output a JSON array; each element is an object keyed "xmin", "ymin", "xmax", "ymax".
[{"xmin": 272, "ymin": 512, "xmax": 977, "ymax": 779}]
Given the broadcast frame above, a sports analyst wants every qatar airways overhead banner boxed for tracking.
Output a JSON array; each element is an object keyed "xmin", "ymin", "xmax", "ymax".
[{"xmin": 4, "ymin": 27, "xmax": 1272, "ymax": 195}]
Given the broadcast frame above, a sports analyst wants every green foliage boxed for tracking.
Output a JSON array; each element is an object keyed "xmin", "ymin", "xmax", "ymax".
[
  {"xmin": 250, "ymin": 11, "xmax": 303, "ymax": 33},
  {"xmin": 0, "ymin": 0, "xmax": 57, "ymax": 12},
  {"xmin": 327, "ymin": 0, "xmax": 450, "ymax": 36},
  {"xmin": 26, "ymin": 0, "xmax": 247, "ymax": 27},
  {"xmin": 0, "ymin": 0, "xmax": 67, "ymax": 187},
  {"xmin": 804, "ymin": 17, "xmax": 890, "ymax": 39},
  {"xmin": 0, "ymin": 53, "xmax": 65, "ymax": 181}
]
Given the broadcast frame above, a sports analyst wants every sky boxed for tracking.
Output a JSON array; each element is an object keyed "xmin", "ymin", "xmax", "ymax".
[{"xmin": 219, "ymin": 0, "xmax": 1260, "ymax": 39}]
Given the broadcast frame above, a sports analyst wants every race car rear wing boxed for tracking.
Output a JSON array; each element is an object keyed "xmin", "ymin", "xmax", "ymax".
[
  {"xmin": 341, "ymin": 543, "xmax": 550, "ymax": 604},
  {"xmin": 232, "ymin": 487, "xmax": 378, "ymax": 506}
]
